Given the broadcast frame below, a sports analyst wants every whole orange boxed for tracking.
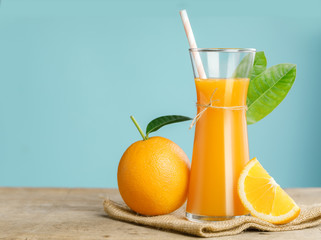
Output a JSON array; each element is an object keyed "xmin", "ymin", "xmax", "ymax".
[{"xmin": 117, "ymin": 136, "xmax": 190, "ymax": 216}]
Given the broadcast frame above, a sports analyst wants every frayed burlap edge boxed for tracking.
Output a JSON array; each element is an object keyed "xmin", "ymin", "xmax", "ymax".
[{"xmin": 103, "ymin": 199, "xmax": 321, "ymax": 238}]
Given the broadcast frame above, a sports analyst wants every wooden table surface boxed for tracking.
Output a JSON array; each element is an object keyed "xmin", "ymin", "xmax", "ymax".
[{"xmin": 0, "ymin": 188, "xmax": 320, "ymax": 240}]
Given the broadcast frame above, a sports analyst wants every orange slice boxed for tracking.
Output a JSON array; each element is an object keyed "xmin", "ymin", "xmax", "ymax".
[{"xmin": 238, "ymin": 157, "xmax": 300, "ymax": 224}]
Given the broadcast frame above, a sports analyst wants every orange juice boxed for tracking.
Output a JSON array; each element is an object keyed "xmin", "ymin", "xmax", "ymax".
[{"xmin": 186, "ymin": 78, "xmax": 250, "ymax": 219}]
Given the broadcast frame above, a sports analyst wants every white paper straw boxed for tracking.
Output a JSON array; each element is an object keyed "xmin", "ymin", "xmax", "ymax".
[{"xmin": 179, "ymin": 9, "xmax": 207, "ymax": 79}]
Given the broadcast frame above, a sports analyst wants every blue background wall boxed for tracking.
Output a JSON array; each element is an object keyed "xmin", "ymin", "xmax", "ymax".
[{"xmin": 0, "ymin": 0, "xmax": 320, "ymax": 188}]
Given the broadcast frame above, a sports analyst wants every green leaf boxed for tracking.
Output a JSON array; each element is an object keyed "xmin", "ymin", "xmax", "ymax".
[
  {"xmin": 232, "ymin": 53, "xmax": 253, "ymax": 78},
  {"xmin": 250, "ymin": 51, "xmax": 267, "ymax": 80},
  {"xmin": 146, "ymin": 115, "xmax": 192, "ymax": 137},
  {"xmin": 233, "ymin": 51, "xmax": 267, "ymax": 79},
  {"xmin": 246, "ymin": 64, "xmax": 296, "ymax": 125}
]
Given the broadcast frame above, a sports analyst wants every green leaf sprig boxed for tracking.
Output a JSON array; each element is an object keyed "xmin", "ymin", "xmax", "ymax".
[
  {"xmin": 130, "ymin": 115, "xmax": 192, "ymax": 140},
  {"xmin": 246, "ymin": 52, "xmax": 296, "ymax": 124}
]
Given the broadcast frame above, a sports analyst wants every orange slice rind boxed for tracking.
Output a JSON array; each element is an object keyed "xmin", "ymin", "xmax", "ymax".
[{"xmin": 238, "ymin": 157, "xmax": 300, "ymax": 224}]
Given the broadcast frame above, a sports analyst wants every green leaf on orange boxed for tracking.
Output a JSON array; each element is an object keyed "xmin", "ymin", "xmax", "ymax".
[{"xmin": 146, "ymin": 115, "xmax": 192, "ymax": 137}]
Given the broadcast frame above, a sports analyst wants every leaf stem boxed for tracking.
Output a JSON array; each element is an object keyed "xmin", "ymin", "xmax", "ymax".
[{"xmin": 130, "ymin": 115, "xmax": 147, "ymax": 140}]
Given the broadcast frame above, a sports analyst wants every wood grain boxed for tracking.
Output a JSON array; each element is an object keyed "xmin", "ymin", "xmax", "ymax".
[{"xmin": 0, "ymin": 188, "xmax": 320, "ymax": 240}]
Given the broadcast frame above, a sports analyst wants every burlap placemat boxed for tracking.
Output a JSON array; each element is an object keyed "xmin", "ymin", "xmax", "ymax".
[{"xmin": 103, "ymin": 199, "xmax": 321, "ymax": 237}]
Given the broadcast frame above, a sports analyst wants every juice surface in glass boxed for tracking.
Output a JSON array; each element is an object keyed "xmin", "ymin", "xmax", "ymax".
[{"xmin": 186, "ymin": 78, "xmax": 250, "ymax": 218}]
